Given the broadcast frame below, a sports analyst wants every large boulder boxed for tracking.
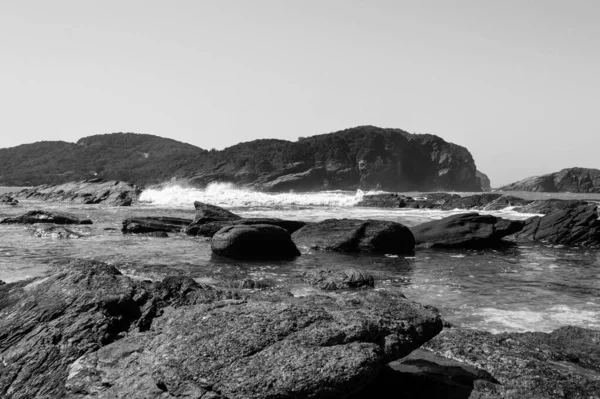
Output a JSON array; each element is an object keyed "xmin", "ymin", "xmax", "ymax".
[
  {"xmin": 292, "ymin": 219, "xmax": 415, "ymax": 254},
  {"xmin": 211, "ymin": 224, "xmax": 301, "ymax": 260},
  {"xmin": 513, "ymin": 204, "xmax": 600, "ymax": 246},
  {"xmin": 186, "ymin": 217, "xmax": 306, "ymax": 237},
  {"xmin": 14, "ymin": 179, "xmax": 141, "ymax": 206},
  {"xmin": 65, "ymin": 290, "xmax": 443, "ymax": 399},
  {"xmin": 410, "ymin": 213, "xmax": 524, "ymax": 248},
  {"xmin": 0, "ymin": 210, "xmax": 93, "ymax": 225},
  {"xmin": 302, "ymin": 268, "xmax": 375, "ymax": 290},
  {"xmin": 121, "ymin": 216, "xmax": 192, "ymax": 234}
]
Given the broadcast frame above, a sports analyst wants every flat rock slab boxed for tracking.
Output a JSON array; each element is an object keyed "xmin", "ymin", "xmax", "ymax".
[
  {"xmin": 0, "ymin": 210, "xmax": 93, "ymax": 225},
  {"xmin": 418, "ymin": 326, "xmax": 600, "ymax": 398},
  {"xmin": 65, "ymin": 291, "xmax": 443, "ymax": 399},
  {"xmin": 122, "ymin": 216, "xmax": 193, "ymax": 234},
  {"xmin": 410, "ymin": 213, "xmax": 524, "ymax": 249},
  {"xmin": 211, "ymin": 224, "xmax": 301, "ymax": 260},
  {"xmin": 302, "ymin": 268, "xmax": 375, "ymax": 290},
  {"xmin": 292, "ymin": 219, "xmax": 415, "ymax": 255},
  {"xmin": 513, "ymin": 204, "xmax": 600, "ymax": 247}
]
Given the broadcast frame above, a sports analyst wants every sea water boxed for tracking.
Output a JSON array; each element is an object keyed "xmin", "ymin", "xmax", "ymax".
[{"xmin": 1, "ymin": 182, "xmax": 599, "ymax": 334}]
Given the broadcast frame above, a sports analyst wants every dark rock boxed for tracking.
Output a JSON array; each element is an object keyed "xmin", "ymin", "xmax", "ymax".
[
  {"xmin": 515, "ymin": 199, "xmax": 590, "ymax": 215},
  {"xmin": 211, "ymin": 224, "xmax": 301, "ymax": 260},
  {"xmin": 293, "ymin": 219, "xmax": 415, "ymax": 254},
  {"xmin": 302, "ymin": 268, "xmax": 375, "ymax": 290},
  {"xmin": 0, "ymin": 210, "xmax": 93, "ymax": 225},
  {"xmin": 482, "ymin": 195, "xmax": 533, "ymax": 211},
  {"xmin": 476, "ymin": 169, "xmax": 492, "ymax": 191},
  {"xmin": 356, "ymin": 193, "xmax": 408, "ymax": 208},
  {"xmin": 0, "ymin": 194, "xmax": 18, "ymax": 206},
  {"xmin": 13, "ymin": 179, "xmax": 141, "ymax": 206},
  {"xmin": 193, "ymin": 201, "xmax": 241, "ymax": 223},
  {"xmin": 417, "ymin": 326, "xmax": 600, "ymax": 398},
  {"xmin": 513, "ymin": 204, "xmax": 600, "ymax": 246},
  {"xmin": 500, "ymin": 167, "xmax": 600, "ymax": 193},
  {"xmin": 65, "ymin": 290, "xmax": 443, "ymax": 399},
  {"xmin": 140, "ymin": 231, "xmax": 169, "ymax": 238},
  {"xmin": 439, "ymin": 193, "xmax": 504, "ymax": 210},
  {"xmin": 121, "ymin": 216, "xmax": 192, "ymax": 234},
  {"xmin": 186, "ymin": 217, "xmax": 306, "ymax": 237},
  {"xmin": 0, "ymin": 260, "xmax": 155, "ymax": 398},
  {"xmin": 404, "ymin": 193, "xmax": 461, "ymax": 209},
  {"xmin": 152, "ymin": 276, "xmax": 241, "ymax": 308},
  {"xmin": 410, "ymin": 213, "xmax": 524, "ymax": 248},
  {"xmin": 31, "ymin": 225, "xmax": 83, "ymax": 239},
  {"xmin": 0, "ymin": 280, "xmax": 5, "ymax": 286}
]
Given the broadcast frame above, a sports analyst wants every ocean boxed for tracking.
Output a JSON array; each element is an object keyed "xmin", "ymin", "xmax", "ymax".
[{"xmin": 1, "ymin": 183, "xmax": 599, "ymax": 334}]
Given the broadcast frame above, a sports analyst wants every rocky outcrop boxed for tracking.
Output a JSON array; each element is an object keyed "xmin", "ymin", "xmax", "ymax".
[
  {"xmin": 292, "ymin": 219, "xmax": 415, "ymax": 254},
  {"xmin": 0, "ymin": 210, "xmax": 92, "ymax": 225},
  {"xmin": 187, "ymin": 217, "xmax": 306, "ymax": 237},
  {"xmin": 515, "ymin": 199, "xmax": 591, "ymax": 214},
  {"xmin": 121, "ymin": 216, "xmax": 192, "ymax": 234},
  {"xmin": 211, "ymin": 224, "xmax": 301, "ymax": 260},
  {"xmin": 410, "ymin": 213, "xmax": 525, "ymax": 248},
  {"xmin": 302, "ymin": 269, "xmax": 375, "ymax": 290},
  {"xmin": 476, "ymin": 169, "xmax": 492, "ymax": 191},
  {"xmin": 0, "ymin": 194, "xmax": 18, "ymax": 206},
  {"xmin": 500, "ymin": 167, "xmax": 600, "ymax": 193},
  {"xmin": 31, "ymin": 225, "xmax": 83, "ymax": 239},
  {"xmin": 13, "ymin": 179, "xmax": 141, "ymax": 206},
  {"xmin": 65, "ymin": 290, "xmax": 443, "ymax": 399},
  {"xmin": 513, "ymin": 204, "xmax": 600, "ymax": 246},
  {"xmin": 192, "ymin": 201, "xmax": 241, "ymax": 223}
]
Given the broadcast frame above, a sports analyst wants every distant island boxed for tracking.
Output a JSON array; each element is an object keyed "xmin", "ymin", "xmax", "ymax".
[
  {"xmin": 500, "ymin": 167, "xmax": 600, "ymax": 193},
  {"xmin": 0, "ymin": 126, "xmax": 487, "ymax": 192}
]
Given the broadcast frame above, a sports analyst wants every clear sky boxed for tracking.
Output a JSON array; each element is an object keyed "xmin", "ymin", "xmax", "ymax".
[{"xmin": 1, "ymin": 1, "xmax": 598, "ymax": 186}]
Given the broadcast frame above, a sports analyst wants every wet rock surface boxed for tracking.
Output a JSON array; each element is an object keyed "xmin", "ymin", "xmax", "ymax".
[
  {"xmin": 65, "ymin": 290, "xmax": 443, "ymax": 399},
  {"xmin": 302, "ymin": 268, "xmax": 375, "ymax": 290},
  {"xmin": 410, "ymin": 213, "xmax": 524, "ymax": 248},
  {"xmin": 515, "ymin": 199, "xmax": 591, "ymax": 215},
  {"xmin": 292, "ymin": 219, "xmax": 415, "ymax": 255},
  {"xmin": 121, "ymin": 216, "xmax": 192, "ymax": 234},
  {"xmin": 513, "ymin": 204, "xmax": 600, "ymax": 247},
  {"xmin": 500, "ymin": 167, "xmax": 600, "ymax": 193},
  {"xmin": 187, "ymin": 217, "xmax": 306, "ymax": 237},
  {"xmin": 0, "ymin": 210, "xmax": 93, "ymax": 225},
  {"xmin": 31, "ymin": 225, "xmax": 83, "ymax": 239},
  {"xmin": 0, "ymin": 194, "xmax": 18, "ymax": 206},
  {"xmin": 13, "ymin": 179, "xmax": 141, "ymax": 206},
  {"xmin": 211, "ymin": 224, "xmax": 301, "ymax": 260}
]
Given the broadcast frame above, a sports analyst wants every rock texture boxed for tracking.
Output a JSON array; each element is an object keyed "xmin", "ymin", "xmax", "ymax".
[
  {"xmin": 513, "ymin": 204, "xmax": 600, "ymax": 246},
  {"xmin": 500, "ymin": 167, "xmax": 600, "ymax": 193},
  {"xmin": 187, "ymin": 217, "xmax": 306, "ymax": 237},
  {"xmin": 410, "ymin": 213, "xmax": 525, "ymax": 248},
  {"xmin": 476, "ymin": 170, "xmax": 492, "ymax": 191},
  {"xmin": 13, "ymin": 179, "xmax": 141, "ymax": 206},
  {"xmin": 411, "ymin": 326, "xmax": 600, "ymax": 398},
  {"xmin": 122, "ymin": 216, "xmax": 192, "ymax": 234},
  {"xmin": 211, "ymin": 224, "xmax": 301, "ymax": 259},
  {"xmin": 302, "ymin": 269, "xmax": 375, "ymax": 290},
  {"xmin": 515, "ymin": 199, "xmax": 591, "ymax": 215},
  {"xmin": 65, "ymin": 290, "xmax": 443, "ymax": 399},
  {"xmin": 31, "ymin": 225, "xmax": 83, "ymax": 239},
  {"xmin": 0, "ymin": 194, "xmax": 18, "ymax": 206},
  {"xmin": 292, "ymin": 219, "xmax": 415, "ymax": 255},
  {"xmin": 0, "ymin": 210, "xmax": 93, "ymax": 225}
]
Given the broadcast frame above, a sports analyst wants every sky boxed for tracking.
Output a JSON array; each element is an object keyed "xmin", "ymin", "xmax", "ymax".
[{"xmin": 0, "ymin": 1, "xmax": 598, "ymax": 187}]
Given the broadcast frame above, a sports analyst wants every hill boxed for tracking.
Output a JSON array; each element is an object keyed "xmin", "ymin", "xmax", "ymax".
[
  {"xmin": 499, "ymin": 167, "xmax": 600, "ymax": 193},
  {"xmin": 0, "ymin": 126, "xmax": 482, "ymax": 191}
]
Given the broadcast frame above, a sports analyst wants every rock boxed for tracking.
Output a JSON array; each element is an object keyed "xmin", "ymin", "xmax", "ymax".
[
  {"xmin": 31, "ymin": 225, "xmax": 83, "ymax": 239},
  {"xmin": 438, "ymin": 193, "xmax": 504, "ymax": 210},
  {"xmin": 481, "ymin": 195, "xmax": 533, "ymax": 211},
  {"xmin": 404, "ymin": 193, "xmax": 462, "ymax": 209},
  {"xmin": 0, "ymin": 280, "xmax": 5, "ymax": 286},
  {"xmin": 211, "ymin": 224, "xmax": 301, "ymax": 259},
  {"xmin": 515, "ymin": 199, "xmax": 590, "ymax": 215},
  {"xmin": 410, "ymin": 213, "xmax": 524, "ymax": 248},
  {"xmin": 186, "ymin": 217, "xmax": 306, "ymax": 237},
  {"xmin": 0, "ymin": 210, "xmax": 93, "ymax": 225},
  {"xmin": 500, "ymin": 167, "xmax": 600, "ymax": 193},
  {"xmin": 302, "ymin": 268, "xmax": 375, "ymax": 290},
  {"xmin": 139, "ymin": 231, "xmax": 169, "ymax": 238},
  {"xmin": 121, "ymin": 216, "xmax": 192, "ymax": 234},
  {"xmin": 414, "ymin": 326, "xmax": 600, "ymax": 398},
  {"xmin": 356, "ymin": 193, "xmax": 408, "ymax": 208},
  {"xmin": 193, "ymin": 201, "xmax": 241, "ymax": 223},
  {"xmin": 151, "ymin": 276, "xmax": 241, "ymax": 308},
  {"xmin": 0, "ymin": 193, "xmax": 18, "ymax": 206},
  {"xmin": 513, "ymin": 204, "xmax": 600, "ymax": 246},
  {"xmin": 13, "ymin": 179, "xmax": 141, "ymax": 206},
  {"xmin": 65, "ymin": 290, "xmax": 443, "ymax": 399},
  {"xmin": 292, "ymin": 219, "xmax": 415, "ymax": 254},
  {"xmin": 0, "ymin": 260, "xmax": 155, "ymax": 398},
  {"xmin": 476, "ymin": 169, "xmax": 492, "ymax": 191}
]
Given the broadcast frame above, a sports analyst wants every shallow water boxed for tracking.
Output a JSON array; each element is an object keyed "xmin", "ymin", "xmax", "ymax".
[{"xmin": 1, "ymin": 184, "xmax": 599, "ymax": 334}]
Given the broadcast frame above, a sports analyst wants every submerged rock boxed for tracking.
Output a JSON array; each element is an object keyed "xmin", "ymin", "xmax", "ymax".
[
  {"xmin": 292, "ymin": 219, "xmax": 415, "ymax": 254},
  {"xmin": 513, "ymin": 204, "xmax": 600, "ymax": 246},
  {"xmin": 302, "ymin": 268, "xmax": 375, "ymax": 290},
  {"xmin": 31, "ymin": 225, "xmax": 83, "ymax": 239},
  {"xmin": 211, "ymin": 224, "xmax": 301, "ymax": 260},
  {"xmin": 65, "ymin": 290, "xmax": 443, "ymax": 399},
  {"xmin": 187, "ymin": 217, "xmax": 306, "ymax": 237},
  {"xmin": 0, "ymin": 193, "xmax": 18, "ymax": 206},
  {"xmin": 0, "ymin": 210, "xmax": 93, "ymax": 225},
  {"xmin": 121, "ymin": 216, "xmax": 192, "ymax": 234},
  {"xmin": 14, "ymin": 179, "xmax": 141, "ymax": 206},
  {"xmin": 410, "ymin": 213, "xmax": 524, "ymax": 248}
]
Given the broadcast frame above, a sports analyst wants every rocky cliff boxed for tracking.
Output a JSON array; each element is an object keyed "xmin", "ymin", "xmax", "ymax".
[
  {"xmin": 500, "ymin": 167, "xmax": 600, "ymax": 193},
  {"xmin": 0, "ymin": 126, "xmax": 482, "ymax": 192}
]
